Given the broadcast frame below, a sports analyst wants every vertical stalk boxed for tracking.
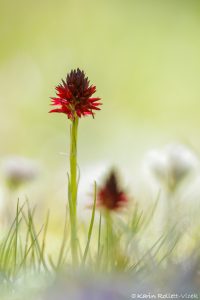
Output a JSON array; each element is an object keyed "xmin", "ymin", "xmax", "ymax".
[
  {"xmin": 104, "ymin": 210, "xmax": 114, "ymax": 271},
  {"xmin": 69, "ymin": 116, "xmax": 79, "ymax": 266}
]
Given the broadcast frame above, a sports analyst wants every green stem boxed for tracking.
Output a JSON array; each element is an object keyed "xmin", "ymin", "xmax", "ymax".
[
  {"xmin": 104, "ymin": 210, "xmax": 114, "ymax": 271},
  {"xmin": 69, "ymin": 116, "xmax": 79, "ymax": 266}
]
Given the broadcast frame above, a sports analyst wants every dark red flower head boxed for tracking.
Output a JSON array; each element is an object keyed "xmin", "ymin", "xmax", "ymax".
[
  {"xmin": 49, "ymin": 68, "xmax": 102, "ymax": 120},
  {"xmin": 98, "ymin": 170, "xmax": 128, "ymax": 211}
]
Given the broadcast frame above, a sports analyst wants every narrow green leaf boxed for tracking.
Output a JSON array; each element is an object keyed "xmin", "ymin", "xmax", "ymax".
[{"xmin": 82, "ymin": 181, "xmax": 97, "ymax": 266}]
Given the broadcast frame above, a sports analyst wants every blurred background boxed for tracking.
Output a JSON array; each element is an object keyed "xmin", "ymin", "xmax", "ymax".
[{"xmin": 0, "ymin": 0, "xmax": 200, "ymax": 214}]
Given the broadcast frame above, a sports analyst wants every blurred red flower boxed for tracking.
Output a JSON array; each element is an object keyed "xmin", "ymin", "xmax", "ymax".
[
  {"xmin": 98, "ymin": 170, "xmax": 128, "ymax": 211},
  {"xmin": 49, "ymin": 68, "xmax": 102, "ymax": 120}
]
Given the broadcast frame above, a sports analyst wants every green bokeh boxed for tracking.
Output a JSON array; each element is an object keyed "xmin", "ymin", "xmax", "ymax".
[{"xmin": 0, "ymin": 0, "xmax": 200, "ymax": 171}]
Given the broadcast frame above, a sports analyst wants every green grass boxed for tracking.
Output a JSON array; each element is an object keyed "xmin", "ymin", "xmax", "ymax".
[{"xmin": 0, "ymin": 194, "xmax": 194, "ymax": 278}]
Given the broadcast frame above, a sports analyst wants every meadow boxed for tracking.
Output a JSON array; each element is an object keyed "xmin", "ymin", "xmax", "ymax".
[{"xmin": 0, "ymin": 0, "xmax": 200, "ymax": 299}]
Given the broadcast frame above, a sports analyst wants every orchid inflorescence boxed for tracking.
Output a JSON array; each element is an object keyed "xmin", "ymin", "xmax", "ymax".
[{"xmin": 50, "ymin": 68, "xmax": 102, "ymax": 120}]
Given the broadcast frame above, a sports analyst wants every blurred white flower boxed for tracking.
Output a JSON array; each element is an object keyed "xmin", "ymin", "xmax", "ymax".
[
  {"xmin": 144, "ymin": 143, "xmax": 199, "ymax": 191},
  {"xmin": 1, "ymin": 156, "xmax": 38, "ymax": 189}
]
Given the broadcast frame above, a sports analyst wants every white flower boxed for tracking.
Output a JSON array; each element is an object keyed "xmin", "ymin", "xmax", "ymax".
[
  {"xmin": 1, "ymin": 156, "xmax": 38, "ymax": 189},
  {"xmin": 144, "ymin": 143, "xmax": 199, "ymax": 191}
]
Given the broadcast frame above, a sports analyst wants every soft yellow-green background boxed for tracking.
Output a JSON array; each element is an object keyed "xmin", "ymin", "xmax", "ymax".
[{"xmin": 0, "ymin": 0, "xmax": 200, "ymax": 208}]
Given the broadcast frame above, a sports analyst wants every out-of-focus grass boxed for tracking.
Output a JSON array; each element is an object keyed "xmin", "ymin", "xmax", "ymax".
[
  {"xmin": 1, "ymin": 1, "xmax": 200, "ymax": 297},
  {"xmin": 0, "ymin": 194, "xmax": 199, "ymax": 299},
  {"xmin": 1, "ymin": 0, "xmax": 200, "ymax": 162},
  {"xmin": 1, "ymin": 0, "xmax": 200, "ymax": 217}
]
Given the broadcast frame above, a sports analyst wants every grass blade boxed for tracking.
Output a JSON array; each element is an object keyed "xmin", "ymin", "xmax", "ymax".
[{"xmin": 82, "ymin": 181, "xmax": 97, "ymax": 266}]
